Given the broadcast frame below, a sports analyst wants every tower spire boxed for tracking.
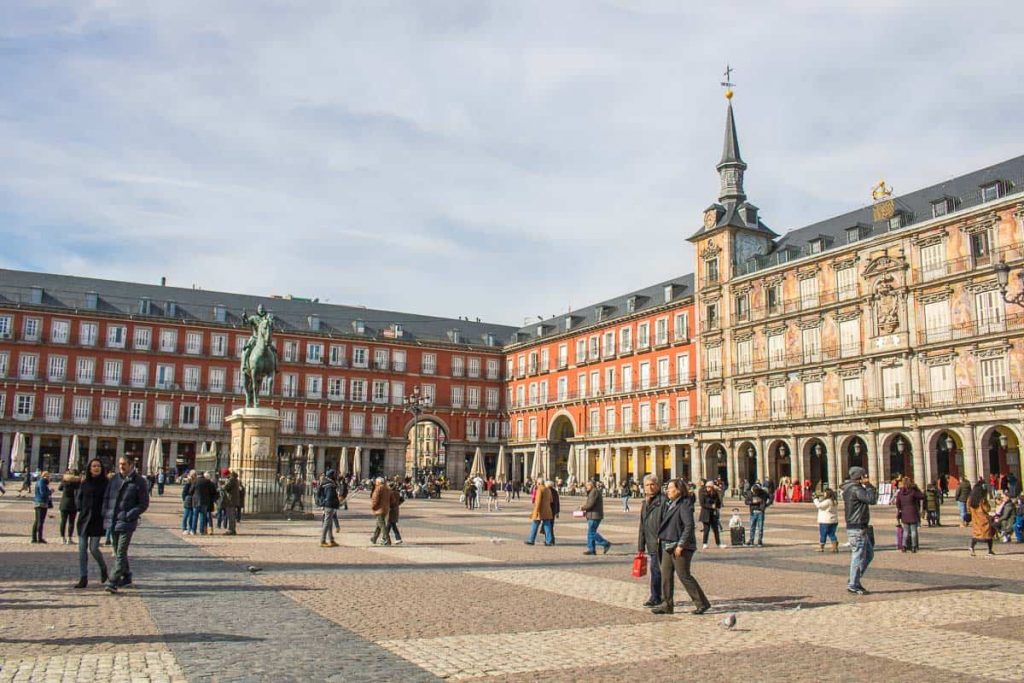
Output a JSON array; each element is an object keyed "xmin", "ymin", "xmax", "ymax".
[{"xmin": 716, "ymin": 72, "xmax": 746, "ymax": 203}]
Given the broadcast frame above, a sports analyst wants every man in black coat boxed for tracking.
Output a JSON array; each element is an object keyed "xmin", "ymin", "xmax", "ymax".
[
  {"xmin": 637, "ymin": 475, "xmax": 666, "ymax": 607},
  {"xmin": 652, "ymin": 478, "xmax": 711, "ymax": 615},
  {"xmin": 192, "ymin": 472, "xmax": 218, "ymax": 535},
  {"xmin": 581, "ymin": 480, "xmax": 611, "ymax": 555},
  {"xmin": 103, "ymin": 456, "xmax": 150, "ymax": 593}
]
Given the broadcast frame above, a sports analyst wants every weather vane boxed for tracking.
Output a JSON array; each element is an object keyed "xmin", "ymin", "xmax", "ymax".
[{"xmin": 721, "ymin": 64, "xmax": 735, "ymax": 99}]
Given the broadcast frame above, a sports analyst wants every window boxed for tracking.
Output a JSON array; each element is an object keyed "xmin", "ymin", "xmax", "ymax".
[
  {"xmin": 51, "ymin": 320, "xmax": 70, "ymax": 344},
  {"xmin": 452, "ymin": 356, "xmax": 465, "ymax": 377},
  {"xmin": 638, "ymin": 362, "xmax": 650, "ymax": 391},
  {"xmin": 620, "ymin": 327, "xmax": 632, "ymax": 353},
  {"xmin": 923, "ymin": 301, "xmax": 950, "ymax": 343},
  {"xmin": 282, "ymin": 410, "xmax": 297, "ymax": 434},
  {"xmin": 283, "ymin": 341, "xmax": 299, "ymax": 362},
  {"xmin": 80, "ymin": 322, "xmax": 98, "ymax": 346},
  {"xmin": 846, "ymin": 227, "xmax": 861, "ymax": 244},
  {"xmin": 735, "ymin": 339, "xmax": 752, "ymax": 374},
  {"xmin": 0, "ymin": 351, "xmax": 7, "ymax": 377},
  {"xmin": 329, "ymin": 344, "xmax": 347, "ymax": 366},
  {"xmin": 557, "ymin": 377, "xmax": 568, "ymax": 401},
  {"xmin": 705, "ymin": 347, "xmax": 721, "ymax": 379},
  {"xmin": 421, "ymin": 353, "xmax": 436, "ymax": 374},
  {"xmin": 77, "ymin": 357, "xmax": 95, "ymax": 384},
  {"xmin": 734, "ymin": 293, "xmax": 749, "ymax": 321},
  {"xmin": 676, "ymin": 397, "xmax": 690, "ymax": 428},
  {"xmin": 349, "ymin": 413, "xmax": 365, "ymax": 436},
  {"xmin": 605, "ymin": 367, "xmax": 615, "ymax": 393},
  {"xmin": 637, "ymin": 323, "xmax": 650, "ymax": 349},
  {"xmin": 73, "ymin": 396, "xmax": 91, "ymax": 424},
  {"xmin": 577, "ymin": 373, "xmax": 586, "ymax": 397},
  {"xmin": 770, "ymin": 385, "xmax": 787, "ymax": 419},
  {"xmin": 394, "ymin": 350, "xmax": 407, "ymax": 372},
  {"xmin": 23, "ymin": 317, "xmax": 40, "ymax": 341},
  {"xmin": 842, "ymin": 378, "xmax": 863, "ymax": 413},
  {"xmin": 15, "ymin": 394, "xmax": 34, "ymax": 420},
  {"xmin": 516, "ymin": 385, "xmax": 525, "ymax": 407},
  {"xmin": 590, "ymin": 371, "xmax": 600, "ymax": 397},
  {"xmin": 808, "ymin": 239, "xmax": 823, "ymax": 255},
  {"xmin": 605, "ymin": 407, "xmax": 616, "ymax": 434},
  {"xmin": 307, "ymin": 375, "xmax": 323, "ymax": 399},
  {"xmin": 0, "ymin": 315, "xmax": 11, "ymax": 338},
  {"xmin": 970, "ymin": 229, "xmax": 992, "ymax": 261},
  {"xmin": 981, "ymin": 182, "xmax": 1003, "ymax": 203},
  {"xmin": 128, "ymin": 400, "xmax": 144, "ymax": 427},
  {"xmin": 737, "ymin": 391, "xmax": 754, "ymax": 420},
  {"xmin": 888, "ymin": 213, "xmax": 905, "ymax": 231},
  {"xmin": 768, "ymin": 333, "xmax": 785, "ymax": 369},
  {"xmin": 517, "ymin": 355, "xmax": 526, "ymax": 377},
  {"xmin": 328, "ymin": 377, "xmax": 345, "ymax": 400},
  {"xmin": 468, "ymin": 386, "xmax": 481, "ymax": 409},
  {"xmin": 676, "ymin": 353, "xmax": 690, "ymax": 384},
  {"xmin": 929, "ymin": 364, "xmax": 954, "ymax": 404},
  {"xmin": 305, "ymin": 410, "xmax": 321, "ymax": 434},
  {"xmin": 18, "ymin": 353, "xmax": 38, "ymax": 379},
  {"xmin": 704, "ymin": 303, "xmax": 719, "ymax": 330},
  {"xmin": 134, "ymin": 327, "xmax": 151, "ymax": 350},
  {"xmin": 102, "ymin": 398, "xmax": 120, "ymax": 425},
  {"xmin": 622, "ymin": 404, "xmax": 633, "ymax": 431},
  {"xmin": 589, "ymin": 408, "xmax": 600, "ymax": 434},
  {"xmin": 799, "ymin": 277, "xmax": 819, "ymax": 309},
  {"xmin": 527, "ymin": 382, "xmax": 538, "ymax": 406},
  {"xmin": 602, "ymin": 332, "xmax": 615, "ymax": 357},
  {"xmin": 621, "ymin": 364, "xmax": 633, "ymax": 392},
  {"xmin": 767, "ymin": 283, "xmax": 782, "ymax": 313},
  {"xmin": 709, "ymin": 394, "xmax": 724, "ymax": 424},
  {"xmin": 975, "ymin": 290, "xmax": 1004, "ymax": 333},
  {"xmin": 154, "ymin": 402, "xmax": 172, "ymax": 427},
  {"xmin": 159, "ymin": 329, "xmax": 177, "ymax": 352},
  {"xmin": 350, "ymin": 379, "xmax": 367, "ymax": 402},
  {"xmin": 372, "ymin": 414, "xmax": 387, "ymax": 438},
  {"xmin": 372, "ymin": 380, "xmax": 388, "ymax": 403},
  {"xmin": 48, "ymin": 355, "xmax": 67, "ymax": 381},
  {"xmin": 655, "ymin": 318, "xmax": 668, "ymax": 345},
  {"xmin": 516, "ymin": 419, "xmax": 524, "ymax": 439},
  {"xmin": 674, "ymin": 313, "xmax": 689, "ymax": 341},
  {"xmin": 980, "ymin": 356, "xmax": 1007, "ymax": 398},
  {"xmin": 420, "ymin": 384, "xmax": 435, "ymax": 405},
  {"xmin": 372, "ymin": 348, "xmax": 387, "ymax": 370},
  {"xmin": 211, "ymin": 334, "xmax": 227, "ymax": 357},
  {"xmin": 104, "ymin": 359, "xmax": 122, "ymax": 385},
  {"xmin": 44, "ymin": 395, "xmax": 63, "ymax": 422},
  {"xmin": 235, "ymin": 336, "xmax": 247, "ymax": 359},
  {"xmin": 931, "ymin": 198, "xmax": 954, "ymax": 218},
  {"xmin": 155, "ymin": 364, "xmax": 174, "ymax": 389},
  {"xmin": 589, "ymin": 337, "xmax": 599, "ymax": 360},
  {"xmin": 468, "ymin": 357, "xmax": 481, "ymax": 378},
  {"xmin": 183, "ymin": 366, "xmax": 199, "ymax": 391},
  {"xmin": 657, "ymin": 357, "xmax": 670, "ymax": 387},
  {"xmin": 486, "ymin": 420, "xmax": 500, "ymax": 440},
  {"xmin": 836, "ymin": 267, "xmax": 857, "ymax": 300},
  {"xmin": 804, "ymin": 380, "xmax": 823, "ymax": 417},
  {"xmin": 207, "ymin": 404, "xmax": 223, "ymax": 429},
  {"xmin": 209, "ymin": 367, "xmax": 225, "ymax": 393},
  {"xmin": 486, "ymin": 358, "xmax": 499, "ymax": 379},
  {"xmin": 130, "ymin": 361, "xmax": 148, "ymax": 387},
  {"xmin": 802, "ymin": 327, "xmax": 821, "ymax": 364},
  {"xmin": 106, "ymin": 325, "xmax": 127, "ymax": 348},
  {"xmin": 882, "ymin": 366, "xmax": 904, "ymax": 410},
  {"xmin": 280, "ymin": 373, "xmax": 298, "ymax": 398},
  {"xmin": 575, "ymin": 340, "xmax": 586, "ymax": 364},
  {"xmin": 328, "ymin": 412, "xmax": 343, "ymax": 436},
  {"xmin": 486, "ymin": 388, "xmax": 498, "ymax": 410},
  {"xmin": 705, "ymin": 258, "xmax": 719, "ymax": 283},
  {"xmin": 840, "ymin": 319, "xmax": 861, "ymax": 357},
  {"xmin": 392, "ymin": 381, "xmax": 405, "ymax": 405},
  {"xmin": 308, "ymin": 343, "xmax": 325, "ymax": 365},
  {"xmin": 919, "ymin": 243, "xmax": 946, "ymax": 281}
]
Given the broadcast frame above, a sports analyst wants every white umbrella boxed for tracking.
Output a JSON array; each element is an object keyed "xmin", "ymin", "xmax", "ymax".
[
  {"xmin": 152, "ymin": 438, "xmax": 164, "ymax": 474},
  {"xmin": 495, "ymin": 445, "xmax": 507, "ymax": 483},
  {"xmin": 209, "ymin": 441, "xmax": 219, "ymax": 472},
  {"xmin": 307, "ymin": 443, "xmax": 316, "ymax": 479},
  {"xmin": 530, "ymin": 443, "xmax": 542, "ymax": 482},
  {"xmin": 352, "ymin": 446, "xmax": 362, "ymax": 480},
  {"xmin": 566, "ymin": 444, "xmax": 577, "ymax": 486},
  {"xmin": 66, "ymin": 434, "xmax": 80, "ymax": 472},
  {"xmin": 11, "ymin": 432, "xmax": 26, "ymax": 473},
  {"xmin": 339, "ymin": 447, "xmax": 349, "ymax": 478},
  {"xmin": 601, "ymin": 445, "xmax": 614, "ymax": 487},
  {"xmin": 469, "ymin": 446, "xmax": 484, "ymax": 479},
  {"xmin": 294, "ymin": 445, "xmax": 304, "ymax": 478}
]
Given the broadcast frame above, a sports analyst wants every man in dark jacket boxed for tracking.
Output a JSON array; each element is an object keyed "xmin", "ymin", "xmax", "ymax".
[
  {"xmin": 841, "ymin": 466, "xmax": 877, "ymax": 596},
  {"xmin": 193, "ymin": 472, "xmax": 218, "ymax": 535},
  {"xmin": 318, "ymin": 469, "xmax": 340, "ymax": 547},
  {"xmin": 652, "ymin": 478, "xmax": 710, "ymax": 615},
  {"xmin": 637, "ymin": 475, "xmax": 665, "ymax": 606},
  {"xmin": 581, "ymin": 480, "xmax": 611, "ymax": 555},
  {"xmin": 221, "ymin": 470, "xmax": 241, "ymax": 535},
  {"xmin": 955, "ymin": 477, "xmax": 972, "ymax": 526},
  {"xmin": 103, "ymin": 456, "xmax": 150, "ymax": 593},
  {"xmin": 548, "ymin": 480, "xmax": 561, "ymax": 545},
  {"xmin": 746, "ymin": 481, "xmax": 769, "ymax": 546}
]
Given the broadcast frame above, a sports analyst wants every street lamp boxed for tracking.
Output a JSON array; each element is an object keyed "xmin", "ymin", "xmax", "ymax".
[
  {"xmin": 404, "ymin": 386, "xmax": 432, "ymax": 483},
  {"xmin": 994, "ymin": 261, "xmax": 1024, "ymax": 307},
  {"xmin": 999, "ymin": 433, "xmax": 1009, "ymax": 449},
  {"xmin": 814, "ymin": 442, "xmax": 823, "ymax": 457}
]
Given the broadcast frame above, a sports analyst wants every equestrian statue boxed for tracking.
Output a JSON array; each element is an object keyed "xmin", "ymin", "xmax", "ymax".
[{"xmin": 240, "ymin": 304, "xmax": 279, "ymax": 408}]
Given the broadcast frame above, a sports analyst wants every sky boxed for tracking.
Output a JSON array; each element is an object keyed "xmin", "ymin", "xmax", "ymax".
[{"xmin": 1, "ymin": 1, "xmax": 1022, "ymax": 327}]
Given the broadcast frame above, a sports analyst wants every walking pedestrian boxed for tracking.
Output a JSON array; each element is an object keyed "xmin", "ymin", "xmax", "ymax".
[
  {"xmin": 637, "ymin": 475, "xmax": 665, "ymax": 607},
  {"xmin": 651, "ymin": 478, "xmax": 711, "ymax": 615},
  {"xmin": 504, "ymin": 480, "xmax": 513, "ymax": 503},
  {"xmin": 698, "ymin": 482, "xmax": 724, "ymax": 549},
  {"xmin": 581, "ymin": 480, "xmax": 611, "ymax": 555},
  {"xmin": 924, "ymin": 481, "xmax": 942, "ymax": 527},
  {"xmin": 621, "ymin": 483, "xmax": 631, "ymax": 512},
  {"xmin": 548, "ymin": 479, "xmax": 561, "ymax": 544},
  {"xmin": 369, "ymin": 477, "xmax": 392, "ymax": 546},
  {"xmin": 387, "ymin": 482, "xmax": 404, "ymax": 545},
  {"xmin": 221, "ymin": 470, "xmax": 241, "ymax": 535},
  {"xmin": 73, "ymin": 458, "xmax": 109, "ymax": 588},
  {"xmin": 894, "ymin": 477, "xmax": 925, "ymax": 553},
  {"xmin": 813, "ymin": 488, "xmax": 839, "ymax": 553},
  {"xmin": 524, "ymin": 478, "xmax": 554, "ymax": 545},
  {"xmin": 58, "ymin": 470, "xmax": 82, "ymax": 545},
  {"xmin": 955, "ymin": 476, "xmax": 972, "ymax": 527},
  {"xmin": 745, "ymin": 480, "xmax": 769, "ymax": 546},
  {"xmin": 181, "ymin": 471, "xmax": 196, "ymax": 535},
  {"xmin": 968, "ymin": 481, "xmax": 995, "ymax": 556},
  {"xmin": 156, "ymin": 468, "xmax": 166, "ymax": 496},
  {"xmin": 318, "ymin": 469, "xmax": 340, "ymax": 547},
  {"xmin": 18, "ymin": 471, "xmax": 32, "ymax": 498},
  {"xmin": 842, "ymin": 466, "xmax": 877, "ymax": 595},
  {"xmin": 103, "ymin": 456, "xmax": 150, "ymax": 593},
  {"xmin": 31, "ymin": 471, "xmax": 53, "ymax": 543}
]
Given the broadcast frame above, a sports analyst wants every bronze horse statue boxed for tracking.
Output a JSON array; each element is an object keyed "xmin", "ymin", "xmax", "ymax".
[{"xmin": 241, "ymin": 306, "xmax": 278, "ymax": 408}]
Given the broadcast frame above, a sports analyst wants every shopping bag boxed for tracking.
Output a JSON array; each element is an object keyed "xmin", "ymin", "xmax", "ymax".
[
  {"xmin": 572, "ymin": 510, "xmax": 585, "ymax": 518},
  {"xmin": 895, "ymin": 524, "xmax": 904, "ymax": 549},
  {"xmin": 631, "ymin": 552, "xmax": 647, "ymax": 578}
]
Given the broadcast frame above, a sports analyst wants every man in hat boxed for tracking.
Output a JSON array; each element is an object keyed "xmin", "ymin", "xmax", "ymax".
[
  {"xmin": 841, "ymin": 466, "xmax": 877, "ymax": 595},
  {"xmin": 318, "ymin": 469, "xmax": 341, "ymax": 547}
]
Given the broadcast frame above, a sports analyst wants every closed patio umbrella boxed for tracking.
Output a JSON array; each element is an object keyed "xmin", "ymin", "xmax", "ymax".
[
  {"xmin": 66, "ymin": 434, "xmax": 80, "ymax": 473},
  {"xmin": 10, "ymin": 432, "xmax": 25, "ymax": 474},
  {"xmin": 566, "ymin": 444, "xmax": 577, "ymax": 487},
  {"xmin": 530, "ymin": 443, "xmax": 542, "ymax": 482},
  {"xmin": 352, "ymin": 446, "xmax": 362, "ymax": 480},
  {"xmin": 152, "ymin": 438, "xmax": 164, "ymax": 474},
  {"xmin": 339, "ymin": 447, "xmax": 349, "ymax": 477},
  {"xmin": 495, "ymin": 445, "xmax": 507, "ymax": 483},
  {"xmin": 601, "ymin": 445, "xmax": 614, "ymax": 488}
]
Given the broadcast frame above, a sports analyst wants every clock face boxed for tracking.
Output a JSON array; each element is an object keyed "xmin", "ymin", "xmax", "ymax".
[{"xmin": 704, "ymin": 209, "xmax": 717, "ymax": 229}]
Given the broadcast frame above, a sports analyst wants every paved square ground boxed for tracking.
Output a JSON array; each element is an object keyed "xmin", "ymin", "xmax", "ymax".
[{"xmin": 2, "ymin": 489, "xmax": 1022, "ymax": 682}]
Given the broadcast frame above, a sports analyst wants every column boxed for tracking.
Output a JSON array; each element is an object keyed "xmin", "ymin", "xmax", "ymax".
[
  {"xmin": 115, "ymin": 437, "xmax": 125, "ymax": 461},
  {"xmin": 669, "ymin": 443, "xmax": 679, "ymax": 480},
  {"xmin": 28, "ymin": 433, "xmax": 39, "ymax": 472},
  {"xmin": 631, "ymin": 447, "xmax": 640, "ymax": 482},
  {"xmin": 315, "ymin": 446, "xmax": 325, "ymax": 476},
  {"xmin": 792, "ymin": 436, "xmax": 803, "ymax": 484},
  {"xmin": 1, "ymin": 432, "xmax": 11, "ymax": 478},
  {"xmin": 60, "ymin": 435, "xmax": 71, "ymax": 472},
  {"xmin": 170, "ymin": 440, "xmax": 180, "ymax": 471},
  {"xmin": 728, "ymin": 442, "xmax": 739, "ymax": 495},
  {"xmin": 690, "ymin": 442, "xmax": 702, "ymax": 483},
  {"xmin": 827, "ymin": 433, "xmax": 840, "ymax": 491},
  {"xmin": 648, "ymin": 442, "xmax": 657, "ymax": 477},
  {"xmin": 963, "ymin": 424, "xmax": 978, "ymax": 484},
  {"xmin": 88, "ymin": 436, "xmax": 98, "ymax": 461},
  {"xmin": 911, "ymin": 428, "xmax": 925, "ymax": 485}
]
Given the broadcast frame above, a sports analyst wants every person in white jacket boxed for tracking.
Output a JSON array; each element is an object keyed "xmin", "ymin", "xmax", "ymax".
[{"xmin": 814, "ymin": 488, "xmax": 840, "ymax": 553}]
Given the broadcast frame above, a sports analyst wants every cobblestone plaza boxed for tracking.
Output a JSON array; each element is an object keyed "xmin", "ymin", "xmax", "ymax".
[{"xmin": 2, "ymin": 492, "xmax": 1022, "ymax": 682}]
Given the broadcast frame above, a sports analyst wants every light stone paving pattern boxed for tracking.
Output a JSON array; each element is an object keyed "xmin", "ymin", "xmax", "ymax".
[{"xmin": 0, "ymin": 652, "xmax": 186, "ymax": 683}]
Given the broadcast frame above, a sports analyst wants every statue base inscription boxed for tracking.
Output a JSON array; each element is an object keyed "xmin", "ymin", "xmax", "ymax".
[{"xmin": 227, "ymin": 407, "xmax": 284, "ymax": 518}]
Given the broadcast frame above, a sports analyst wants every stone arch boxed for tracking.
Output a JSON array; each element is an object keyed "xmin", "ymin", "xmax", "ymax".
[
  {"xmin": 801, "ymin": 437, "xmax": 829, "ymax": 495},
  {"xmin": 976, "ymin": 424, "xmax": 1023, "ymax": 481},
  {"xmin": 702, "ymin": 442, "xmax": 728, "ymax": 483},
  {"xmin": 837, "ymin": 434, "xmax": 871, "ymax": 482},
  {"xmin": 766, "ymin": 439, "xmax": 793, "ymax": 483},
  {"xmin": 925, "ymin": 428, "xmax": 965, "ymax": 483},
  {"xmin": 880, "ymin": 432, "xmax": 912, "ymax": 482},
  {"xmin": 548, "ymin": 412, "xmax": 577, "ymax": 481},
  {"xmin": 402, "ymin": 414, "xmax": 451, "ymax": 479},
  {"xmin": 735, "ymin": 440, "xmax": 758, "ymax": 488}
]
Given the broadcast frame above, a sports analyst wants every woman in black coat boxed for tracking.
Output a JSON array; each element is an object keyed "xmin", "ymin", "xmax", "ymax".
[
  {"xmin": 698, "ymin": 482, "xmax": 723, "ymax": 548},
  {"xmin": 74, "ymin": 458, "xmax": 109, "ymax": 588},
  {"xmin": 58, "ymin": 471, "xmax": 81, "ymax": 545}
]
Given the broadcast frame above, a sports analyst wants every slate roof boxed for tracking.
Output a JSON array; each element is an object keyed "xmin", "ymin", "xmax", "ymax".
[
  {"xmin": 510, "ymin": 274, "xmax": 695, "ymax": 345},
  {"xmin": 0, "ymin": 268, "xmax": 517, "ymax": 349}
]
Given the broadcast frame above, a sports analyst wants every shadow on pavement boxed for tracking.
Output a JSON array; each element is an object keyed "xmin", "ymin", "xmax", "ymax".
[{"xmin": 0, "ymin": 632, "xmax": 264, "ymax": 646}]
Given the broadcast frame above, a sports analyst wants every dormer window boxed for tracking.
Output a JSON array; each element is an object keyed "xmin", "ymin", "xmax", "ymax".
[
  {"xmin": 625, "ymin": 297, "xmax": 637, "ymax": 314},
  {"xmin": 353, "ymin": 319, "xmax": 365, "ymax": 334},
  {"xmin": 663, "ymin": 285, "xmax": 674, "ymax": 303},
  {"xmin": 536, "ymin": 325, "xmax": 544, "ymax": 337},
  {"xmin": 808, "ymin": 239, "xmax": 823, "ymax": 255},
  {"xmin": 565, "ymin": 316, "xmax": 573, "ymax": 331},
  {"xmin": 888, "ymin": 212, "xmax": 907, "ymax": 231},
  {"xmin": 846, "ymin": 228, "xmax": 860, "ymax": 244},
  {"xmin": 931, "ymin": 197, "xmax": 958, "ymax": 218},
  {"xmin": 981, "ymin": 181, "xmax": 1004, "ymax": 203}
]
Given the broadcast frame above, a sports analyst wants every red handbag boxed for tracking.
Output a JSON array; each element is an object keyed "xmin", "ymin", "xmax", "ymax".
[{"xmin": 631, "ymin": 552, "xmax": 647, "ymax": 578}]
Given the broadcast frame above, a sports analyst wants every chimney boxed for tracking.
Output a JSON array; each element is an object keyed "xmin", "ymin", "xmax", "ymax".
[{"xmin": 160, "ymin": 276, "xmax": 166, "ymax": 287}]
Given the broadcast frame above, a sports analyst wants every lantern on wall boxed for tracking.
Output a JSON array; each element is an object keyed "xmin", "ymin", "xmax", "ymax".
[
  {"xmin": 853, "ymin": 441, "xmax": 863, "ymax": 456},
  {"xmin": 999, "ymin": 434, "xmax": 1009, "ymax": 449},
  {"xmin": 945, "ymin": 435, "xmax": 955, "ymax": 451},
  {"xmin": 813, "ymin": 443, "xmax": 823, "ymax": 457},
  {"xmin": 896, "ymin": 437, "xmax": 906, "ymax": 454}
]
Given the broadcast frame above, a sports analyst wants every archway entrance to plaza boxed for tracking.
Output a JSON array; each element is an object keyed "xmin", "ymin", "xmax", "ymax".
[
  {"xmin": 737, "ymin": 441, "xmax": 758, "ymax": 487},
  {"xmin": 980, "ymin": 426, "xmax": 1021, "ymax": 480},
  {"xmin": 549, "ymin": 415, "xmax": 575, "ymax": 481},
  {"xmin": 803, "ymin": 438, "xmax": 829, "ymax": 494},
  {"xmin": 884, "ymin": 433, "xmax": 912, "ymax": 481},
  {"xmin": 767, "ymin": 440, "xmax": 792, "ymax": 483},
  {"xmin": 38, "ymin": 436, "xmax": 61, "ymax": 474},
  {"xmin": 704, "ymin": 443, "xmax": 728, "ymax": 486},
  {"xmin": 405, "ymin": 418, "xmax": 448, "ymax": 480},
  {"xmin": 841, "ymin": 436, "xmax": 869, "ymax": 481},
  {"xmin": 929, "ymin": 430, "xmax": 963, "ymax": 481}
]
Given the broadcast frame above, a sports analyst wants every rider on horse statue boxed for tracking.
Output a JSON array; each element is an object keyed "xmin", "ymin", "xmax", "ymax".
[{"xmin": 240, "ymin": 304, "xmax": 279, "ymax": 407}]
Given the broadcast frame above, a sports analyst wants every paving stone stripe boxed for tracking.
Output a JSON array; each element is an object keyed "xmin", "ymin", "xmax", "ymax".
[{"xmin": 0, "ymin": 651, "xmax": 186, "ymax": 683}]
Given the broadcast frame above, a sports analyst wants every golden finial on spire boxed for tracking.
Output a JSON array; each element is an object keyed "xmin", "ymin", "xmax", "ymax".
[
  {"xmin": 721, "ymin": 64, "xmax": 735, "ymax": 100},
  {"xmin": 871, "ymin": 179, "xmax": 893, "ymax": 202}
]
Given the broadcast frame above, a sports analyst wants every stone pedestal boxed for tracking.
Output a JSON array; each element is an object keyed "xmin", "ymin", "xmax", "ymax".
[{"xmin": 227, "ymin": 407, "xmax": 283, "ymax": 518}]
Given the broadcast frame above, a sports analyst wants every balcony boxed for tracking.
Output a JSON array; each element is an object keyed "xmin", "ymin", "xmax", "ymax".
[{"xmin": 918, "ymin": 312, "xmax": 1024, "ymax": 345}]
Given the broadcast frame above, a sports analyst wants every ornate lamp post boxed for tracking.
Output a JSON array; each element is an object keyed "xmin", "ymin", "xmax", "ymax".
[
  {"xmin": 404, "ymin": 386, "xmax": 432, "ymax": 483},
  {"xmin": 994, "ymin": 261, "xmax": 1024, "ymax": 307}
]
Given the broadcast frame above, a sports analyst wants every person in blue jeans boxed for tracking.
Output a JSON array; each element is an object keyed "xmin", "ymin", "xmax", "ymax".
[
  {"xmin": 637, "ymin": 475, "xmax": 665, "ymax": 606},
  {"xmin": 524, "ymin": 479, "xmax": 555, "ymax": 546},
  {"xmin": 841, "ymin": 466, "xmax": 877, "ymax": 595},
  {"xmin": 745, "ymin": 481, "xmax": 769, "ymax": 546},
  {"xmin": 581, "ymin": 480, "xmax": 612, "ymax": 555},
  {"xmin": 181, "ymin": 471, "xmax": 196, "ymax": 534}
]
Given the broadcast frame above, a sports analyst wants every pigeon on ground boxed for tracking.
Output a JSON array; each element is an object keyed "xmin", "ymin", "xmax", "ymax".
[
  {"xmin": 791, "ymin": 604, "xmax": 802, "ymax": 612},
  {"xmin": 246, "ymin": 566, "xmax": 263, "ymax": 574},
  {"xmin": 720, "ymin": 613, "xmax": 737, "ymax": 629},
  {"xmin": 489, "ymin": 537, "xmax": 505, "ymax": 544}
]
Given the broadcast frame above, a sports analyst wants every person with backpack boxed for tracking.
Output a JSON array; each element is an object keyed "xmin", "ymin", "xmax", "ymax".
[{"xmin": 318, "ymin": 469, "xmax": 341, "ymax": 548}]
